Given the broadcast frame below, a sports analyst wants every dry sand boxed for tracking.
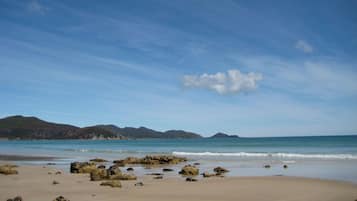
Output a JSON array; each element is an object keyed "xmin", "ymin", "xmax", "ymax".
[{"xmin": 1, "ymin": 164, "xmax": 357, "ymax": 201}]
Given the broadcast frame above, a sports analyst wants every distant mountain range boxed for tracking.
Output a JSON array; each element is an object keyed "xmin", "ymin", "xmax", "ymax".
[{"xmin": 0, "ymin": 115, "xmax": 203, "ymax": 140}]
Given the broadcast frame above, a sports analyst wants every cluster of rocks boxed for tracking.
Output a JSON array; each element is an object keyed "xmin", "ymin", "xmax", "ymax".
[
  {"xmin": 70, "ymin": 162, "xmax": 97, "ymax": 174},
  {"xmin": 6, "ymin": 196, "xmax": 22, "ymax": 201},
  {"xmin": 90, "ymin": 165, "xmax": 136, "ymax": 181},
  {"xmin": 6, "ymin": 195, "xmax": 69, "ymax": 201},
  {"xmin": 113, "ymin": 155, "xmax": 187, "ymax": 166},
  {"xmin": 202, "ymin": 166, "xmax": 229, "ymax": 178},
  {"xmin": 0, "ymin": 164, "xmax": 18, "ymax": 175}
]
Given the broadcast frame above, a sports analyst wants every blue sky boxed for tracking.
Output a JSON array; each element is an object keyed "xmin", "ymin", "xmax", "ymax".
[{"xmin": 0, "ymin": 0, "xmax": 357, "ymax": 137}]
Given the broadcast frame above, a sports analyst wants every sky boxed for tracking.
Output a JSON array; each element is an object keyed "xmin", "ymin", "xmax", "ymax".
[{"xmin": 0, "ymin": 0, "xmax": 357, "ymax": 137}]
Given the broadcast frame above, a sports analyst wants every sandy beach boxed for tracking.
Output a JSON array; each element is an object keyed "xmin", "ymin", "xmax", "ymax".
[{"xmin": 1, "ymin": 163, "xmax": 357, "ymax": 201}]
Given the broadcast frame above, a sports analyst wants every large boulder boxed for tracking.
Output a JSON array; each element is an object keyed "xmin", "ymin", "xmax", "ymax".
[
  {"xmin": 0, "ymin": 165, "xmax": 18, "ymax": 175},
  {"xmin": 100, "ymin": 180, "xmax": 122, "ymax": 188},
  {"xmin": 213, "ymin": 167, "xmax": 229, "ymax": 174},
  {"xmin": 70, "ymin": 162, "xmax": 97, "ymax": 173},
  {"xmin": 179, "ymin": 165, "xmax": 199, "ymax": 176}
]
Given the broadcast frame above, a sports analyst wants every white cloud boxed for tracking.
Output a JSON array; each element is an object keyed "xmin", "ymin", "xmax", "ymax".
[
  {"xmin": 183, "ymin": 69, "xmax": 263, "ymax": 94},
  {"xmin": 295, "ymin": 40, "xmax": 313, "ymax": 53},
  {"xmin": 28, "ymin": 0, "xmax": 48, "ymax": 14}
]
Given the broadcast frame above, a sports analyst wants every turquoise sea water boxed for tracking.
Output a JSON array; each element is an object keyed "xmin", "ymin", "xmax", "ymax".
[{"xmin": 1, "ymin": 135, "xmax": 357, "ymax": 182}]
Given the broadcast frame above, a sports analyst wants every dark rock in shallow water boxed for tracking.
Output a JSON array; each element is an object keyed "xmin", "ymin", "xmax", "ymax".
[
  {"xmin": 193, "ymin": 162, "xmax": 200, "ymax": 166},
  {"xmin": 147, "ymin": 173, "xmax": 163, "ymax": 176},
  {"xmin": 264, "ymin": 165, "xmax": 271, "ymax": 168},
  {"xmin": 162, "ymin": 168, "xmax": 174, "ymax": 172},
  {"xmin": 126, "ymin": 167, "xmax": 134, "ymax": 171},
  {"xmin": 186, "ymin": 177, "xmax": 198, "ymax": 182},
  {"xmin": 283, "ymin": 164, "xmax": 288, "ymax": 169},
  {"xmin": 90, "ymin": 158, "xmax": 108, "ymax": 163},
  {"xmin": 213, "ymin": 166, "xmax": 229, "ymax": 174},
  {"xmin": 53, "ymin": 196, "xmax": 70, "ymax": 201},
  {"xmin": 47, "ymin": 163, "xmax": 56, "ymax": 165}
]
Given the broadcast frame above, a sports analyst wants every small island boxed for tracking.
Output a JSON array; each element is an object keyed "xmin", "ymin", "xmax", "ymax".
[{"xmin": 209, "ymin": 132, "xmax": 239, "ymax": 138}]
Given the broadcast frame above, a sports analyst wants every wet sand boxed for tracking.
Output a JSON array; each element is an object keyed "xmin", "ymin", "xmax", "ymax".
[
  {"xmin": 1, "ymin": 164, "xmax": 357, "ymax": 201},
  {"xmin": 0, "ymin": 154, "xmax": 59, "ymax": 161}
]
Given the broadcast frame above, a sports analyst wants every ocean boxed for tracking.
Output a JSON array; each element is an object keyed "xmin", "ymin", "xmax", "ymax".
[{"xmin": 1, "ymin": 135, "xmax": 357, "ymax": 182}]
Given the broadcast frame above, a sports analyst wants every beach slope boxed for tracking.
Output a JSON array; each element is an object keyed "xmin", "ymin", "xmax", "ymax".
[{"xmin": 1, "ymin": 165, "xmax": 357, "ymax": 201}]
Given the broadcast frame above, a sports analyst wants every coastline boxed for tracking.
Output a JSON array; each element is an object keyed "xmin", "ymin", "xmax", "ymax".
[{"xmin": 1, "ymin": 164, "xmax": 357, "ymax": 201}]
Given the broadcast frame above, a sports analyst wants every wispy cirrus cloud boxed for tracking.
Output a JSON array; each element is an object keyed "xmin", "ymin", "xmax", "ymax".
[
  {"xmin": 295, "ymin": 40, "xmax": 313, "ymax": 53},
  {"xmin": 182, "ymin": 69, "xmax": 263, "ymax": 95}
]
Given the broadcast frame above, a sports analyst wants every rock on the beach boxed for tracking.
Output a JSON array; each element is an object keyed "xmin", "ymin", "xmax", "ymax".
[
  {"xmin": 113, "ymin": 155, "xmax": 187, "ymax": 166},
  {"xmin": 113, "ymin": 174, "xmax": 137, "ymax": 180},
  {"xmin": 153, "ymin": 176, "xmax": 163, "ymax": 179},
  {"xmin": 53, "ymin": 180, "xmax": 60, "ymax": 185},
  {"xmin": 70, "ymin": 162, "xmax": 97, "ymax": 174},
  {"xmin": 186, "ymin": 177, "xmax": 198, "ymax": 182},
  {"xmin": 213, "ymin": 166, "xmax": 229, "ymax": 174},
  {"xmin": 107, "ymin": 165, "xmax": 121, "ymax": 175},
  {"xmin": 55, "ymin": 171, "xmax": 62, "ymax": 175},
  {"xmin": 90, "ymin": 168, "xmax": 108, "ymax": 181},
  {"xmin": 100, "ymin": 180, "xmax": 122, "ymax": 188},
  {"xmin": 13, "ymin": 196, "xmax": 22, "ymax": 201},
  {"xmin": 179, "ymin": 165, "xmax": 199, "ymax": 176},
  {"xmin": 135, "ymin": 182, "xmax": 144, "ymax": 186},
  {"xmin": 6, "ymin": 196, "xmax": 22, "ymax": 201},
  {"xmin": 53, "ymin": 196, "xmax": 70, "ymax": 201},
  {"xmin": 0, "ymin": 164, "xmax": 18, "ymax": 175},
  {"xmin": 162, "ymin": 168, "xmax": 174, "ymax": 172}
]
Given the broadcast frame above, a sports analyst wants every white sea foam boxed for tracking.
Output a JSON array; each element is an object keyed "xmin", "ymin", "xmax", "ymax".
[{"xmin": 172, "ymin": 151, "xmax": 357, "ymax": 160}]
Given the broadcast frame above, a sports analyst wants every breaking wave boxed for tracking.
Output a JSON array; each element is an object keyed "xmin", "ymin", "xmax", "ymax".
[{"xmin": 172, "ymin": 151, "xmax": 357, "ymax": 160}]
